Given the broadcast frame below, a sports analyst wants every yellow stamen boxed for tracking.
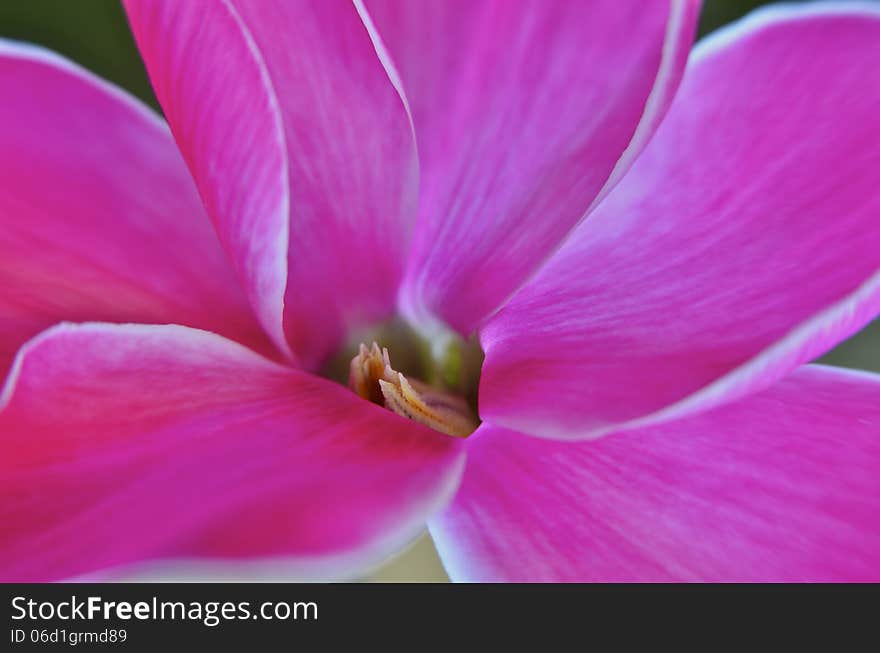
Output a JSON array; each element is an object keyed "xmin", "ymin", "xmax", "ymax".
[{"xmin": 349, "ymin": 342, "xmax": 478, "ymax": 438}]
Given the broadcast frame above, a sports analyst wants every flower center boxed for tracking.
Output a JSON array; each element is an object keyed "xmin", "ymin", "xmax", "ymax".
[{"xmin": 321, "ymin": 320, "xmax": 482, "ymax": 438}]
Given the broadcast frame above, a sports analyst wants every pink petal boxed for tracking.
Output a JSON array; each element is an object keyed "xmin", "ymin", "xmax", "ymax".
[
  {"xmin": 125, "ymin": 1, "xmax": 418, "ymax": 369},
  {"xmin": 0, "ymin": 41, "xmax": 271, "ymax": 379},
  {"xmin": 365, "ymin": 0, "xmax": 699, "ymax": 335},
  {"xmin": 0, "ymin": 323, "xmax": 464, "ymax": 582},
  {"xmin": 433, "ymin": 365, "xmax": 880, "ymax": 582},
  {"xmin": 480, "ymin": 5, "xmax": 880, "ymax": 440},
  {"xmin": 123, "ymin": 1, "xmax": 292, "ymax": 360}
]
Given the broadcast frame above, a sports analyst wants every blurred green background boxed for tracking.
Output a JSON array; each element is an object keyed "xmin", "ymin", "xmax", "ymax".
[{"xmin": 1, "ymin": 0, "xmax": 876, "ymax": 582}]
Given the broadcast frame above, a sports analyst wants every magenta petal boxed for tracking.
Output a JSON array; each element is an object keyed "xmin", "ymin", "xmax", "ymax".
[
  {"xmin": 365, "ymin": 0, "xmax": 699, "ymax": 334},
  {"xmin": 434, "ymin": 366, "xmax": 880, "ymax": 582},
  {"xmin": 124, "ymin": 0, "xmax": 292, "ymax": 360},
  {"xmin": 0, "ymin": 324, "xmax": 464, "ymax": 582},
  {"xmin": 236, "ymin": 0, "xmax": 419, "ymax": 369},
  {"xmin": 481, "ymin": 5, "xmax": 880, "ymax": 440},
  {"xmin": 126, "ymin": 1, "xmax": 418, "ymax": 369},
  {"xmin": 0, "ymin": 41, "xmax": 271, "ymax": 378}
]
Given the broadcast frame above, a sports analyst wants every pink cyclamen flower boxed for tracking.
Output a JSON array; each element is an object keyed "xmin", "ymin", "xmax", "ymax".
[{"xmin": 1, "ymin": 0, "xmax": 879, "ymax": 582}]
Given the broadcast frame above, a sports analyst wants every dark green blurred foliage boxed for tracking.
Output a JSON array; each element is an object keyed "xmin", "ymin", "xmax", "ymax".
[
  {"xmin": 0, "ymin": 0, "xmax": 157, "ymax": 109},
  {"xmin": 0, "ymin": 0, "xmax": 876, "ymax": 372},
  {"xmin": 699, "ymin": 0, "xmax": 771, "ymax": 36}
]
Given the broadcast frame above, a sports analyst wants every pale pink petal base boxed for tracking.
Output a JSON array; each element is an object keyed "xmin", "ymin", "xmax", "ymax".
[
  {"xmin": 432, "ymin": 365, "xmax": 880, "ymax": 582},
  {"xmin": 0, "ymin": 324, "xmax": 464, "ymax": 582},
  {"xmin": 0, "ymin": 40, "xmax": 271, "ymax": 378},
  {"xmin": 480, "ymin": 5, "xmax": 880, "ymax": 440},
  {"xmin": 366, "ymin": 0, "xmax": 699, "ymax": 334}
]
